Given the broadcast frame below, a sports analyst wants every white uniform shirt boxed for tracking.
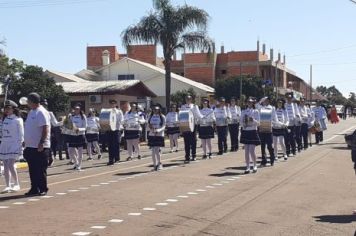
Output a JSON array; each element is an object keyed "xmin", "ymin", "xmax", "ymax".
[
  {"xmin": 49, "ymin": 111, "xmax": 61, "ymax": 127},
  {"xmin": 228, "ymin": 105, "xmax": 241, "ymax": 124},
  {"xmin": 308, "ymin": 108, "xmax": 316, "ymax": 128},
  {"xmin": 284, "ymin": 102, "xmax": 296, "ymax": 126},
  {"xmin": 214, "ymin": 106, "xmax": 229, "ymax": 127},
  {"xmin": 86, "ymin": 116, "xmax": 100, "ymax": 134},
  {"xmin": 199, "ymin": 108, "xmax": 215, "ymax": 126},
  {"xmin": 71, "ymin": 114, "xmax": 87, "ymax": 136},
  {"xmin": 0, "ymin": 119, "xmax": 3, "ymax": 142},
  {"xmin": 114, "ymin": 108, "xmax": 124, "ymax": 131},
  {"xmin": 1, "ymin": 115, "xmax": 24, "ymax": 144},
  {"xmin": 166, "ymin": 112, "xmax": 178, "ymax": 127},
  {"xmin": 124, "ymin": 112, "xmax": 145, "ymax": 131},
  {"xmin": 299, "ymin": 105, "xmax": 311, "ymax": 124},
  {"xmin": 24, "ymin": 105, "xmax": 51, "ymax": 148},
  {"xmin": 312, "ymin": 106, "xmax": 327, "ymax": 121},
  {"xmin": 274, "ymin": 108, "xmax": 289, "ymax": 128},
  {"xmin": 148, "ymin": 114, "xmax": 166, "ymax": 137},
  {"xmin": 180, "ymin": 103, "xmax": 202, "ymax": 122},
  {"xmin": 240, "ymin": 108, "xmax": 260, "ymax": 130}
]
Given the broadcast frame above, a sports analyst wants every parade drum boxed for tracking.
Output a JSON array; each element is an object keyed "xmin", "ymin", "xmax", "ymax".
[
  {"xmin": 178, "ymin": 110, "xmax": 195, "ymax": 133},
  {"xmin": 216, "ymin": 117, "xmax": 227, "ymax": 126},
  {"xmin": 99, "ymin": 109, "xmax": 117, "ymax": 132},
  {"xmin": 319, "ymin": 118, "xmax": 327, "ymax": 131},
  {"xmin": 259, "ymin": 108, "xmax": 272, "ymax": 133}
]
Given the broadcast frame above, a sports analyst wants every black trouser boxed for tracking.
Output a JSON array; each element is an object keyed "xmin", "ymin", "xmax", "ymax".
[
  {"xmin": 183, "ymin": 130, "xmax": 197, "ymax": 160},
  {"xmin": 295, "ymin": 125, "xmax": 302, "ymax": 151},
  {"xmin": 24, "ymin": 148, "xmax": 50, "ymax": 193},
  {"xmin": 301, "ymin": 123, "xmax": 309, "ymax": 149},
  {"xmin": 217, "ymin": 126, "xmax": 228, "ymax": 153},
  {"xmin": 284, "ymin": 126, "xmax": 296, "ymax": 155},
  {"xmin": 259, "ymin": 132, "xmax": 275, "ymax": 164},
  {"xmin": 228, "ymin": 123, "xmax": 239, "ymax": 151},
  {"xmin": 352, "ymin": 150, "xmax": 356, "ymax": 169},
  {"xmin": 107, "ymin": 130, "xmax": 120, "ymax": 163},
  {"xmin": 315, "ymin": 131, "xmax": 323, "ymax": 143}
]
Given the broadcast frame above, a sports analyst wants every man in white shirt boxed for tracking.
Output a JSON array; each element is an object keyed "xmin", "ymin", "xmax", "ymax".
[
  {"xmin": 214, "ymin": 97, "xmax": 230, "ymax": 155},
  {"xmin": 228, "ymin": 97, "xmax": 241, "ymax": 152},
  {"xmin": 312, "ymin": 100, "xmax": 327, "ymax": 144},
  {"xmin": 24, "ymin": 93, "xmax": 51, "ymax": 196},
  {"xmin": 284, "ymin": 93, "xmax": 297, "ymax": 156},
  {"xmin": 106, "ymin": 100, "xmax": 123, "ymax": 165}
]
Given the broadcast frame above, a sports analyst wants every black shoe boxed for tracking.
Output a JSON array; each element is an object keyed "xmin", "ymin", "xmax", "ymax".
[
  {"xmin": 98, "ymin": 155, "xmax": 102, "ymax": 160},
  {"xmin": 25, "ymin": 189, "xmax": 39, "ymax": 196},
  {"xmin": 208, "ymin": 153, "xmax": 212, "ymax": 158},
  {"xmin": 107, "ymin": 162, "xmax": 114, "ymax": 166},
  {"xmin": 230, "ymin": 149, "xmax": 234, "ymax": 152},
  {"xmin": 202, "ymin": 155, "xmax": 207, "ymax": 159},
  {"xmin": 184, "ymin": 159, "xmax": 190, "ymax": 164},
  {"xmin": 217, "ymin": 151, "xmax": 223, "ymax": 155},
  {"xmin": 224, "ymin": 149, "xmax": 227, "ymax": 153},
  {"xmin": 38, "ymin": 191, "xmax": 47, "ymax": 196},
  {"xmin": 137, "ymin": 155, "xmax": 141, "ymax": 160},
  {"xmin": 126, "ymin": 157, "xmax": 132, "ymax": 161},
  {"xmin": 191, "ymin": 157, "xmax": 196, "ymax": 161},
  {"xmin": 175, "ymin": 150, "xmax": 178, "ymax": 152},
  {"xmin": 87, "ymin": 157, "xmax": 93, "ymax": 161}
]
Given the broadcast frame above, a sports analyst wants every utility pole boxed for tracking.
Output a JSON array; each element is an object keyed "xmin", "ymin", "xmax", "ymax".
[
  {"xmin": 240, "ymin": 62, "xmax": 242, "ymax": 99},
  {"xmin": 310, "ymin": 64, "xmax": 313, "ymax": 103},
  {"xmin": 275, "ymin": 61, "xmax": 278, "ymax": 100}
]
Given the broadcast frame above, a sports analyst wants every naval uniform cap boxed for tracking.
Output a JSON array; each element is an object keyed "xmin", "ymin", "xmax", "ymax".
[{"xmin": 4, "ymin": 100, "xmax": 18, "ymax": 108}]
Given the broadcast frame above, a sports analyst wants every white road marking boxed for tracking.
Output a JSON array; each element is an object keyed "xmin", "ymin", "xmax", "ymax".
[
  {"xmin": 28, "ymin": 198, "xmax": 40, "ymax": 202},
  {"xmin": 126, "ymin": 176, "xmax": 135, "ymax": 179},
  {"xmin": 72, "ymin": 232, "xmax": 91, "ymax": 236},
  {"xmin": 79, "ymin": 187, "xmax": 89, "ymax": 190},
  {"xmin": 90, "ymin": 185, "xmax": 100, "ymax": 187},
  {"xmin": 187, "ymin": 192, "xmax": 198, "ymax": 195},
  {"xmin": 108, "ymin": 219, "xmax": 123, "ymax": 223},
  {"xmin": 13, "ymin": 202, "xmax": 26, "ymax": 205},
  {"xmin": 56, "ymin": 192, "xmax": 67, "ymax": 195},
  {"xmin": 41, "ymin": 195, "xmax": 54, "ymax": 199},
  {"xmin": 100, "ymin": 183, "xmax": 109, "ymax": 185},
  {"xmin": 221, "ymin": 181, "xmax": 230, "ymax": 184},
  {"xmin": 213, "ymin": 183, "xmax": 223, "ymax": 186},
  {"xmin": 128, "ymin": 212, "xmax": 142, "ymax": 216},
  {"xmin": 21, "ymin": 180, "xmax": 29, "ymax": 183},
  {"xmin": 177, "ymin": 195, "xmax": 189, "ymax": 198},
  {"xmin": 0, "ymin": 206, "xmax": 9, "ymax": 209},
  {"xmin": 68, "ymin": 189, "xmax": 80, "ymax": 192},
  {"xmin": 232, "ymin": 176, "xmax": 241, "ymax": 179},
  {"xmin": 166, "ymin": 199, "xmax": 178, "ymax": 202},
  {"xmin": 196, "ymin": 189, "xmax": 207, "ymax": 192},
  {"xmin": 108, "ymin": 180, "xmax": 118, "ymax": 183},
  {"xmin": 90, "ymin": 226, "xmax": 106, "ymax": 229},
  {"xmin": 156, "ymin": 203, "xmax": 168, "ymax": 206},
  {"xmin": 206, "ymin": 185, "xmax": 215, "ymax": 188},
  {"xmin": 143, "ymin": 207, "xmax": 156, "ymax": 211},
  {"xmin": 226, "ymin": 178, "xmax": 236, "ymax": 181}
]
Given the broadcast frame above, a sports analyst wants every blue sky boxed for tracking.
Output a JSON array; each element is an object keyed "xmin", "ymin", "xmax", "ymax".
[{"xmin": 0, "ymin": 0, "xmax": 355, "ymax": 97}]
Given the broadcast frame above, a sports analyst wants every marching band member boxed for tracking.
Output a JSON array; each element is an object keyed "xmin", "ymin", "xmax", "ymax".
[
  {"xmin": 273, "ymin": 99, "xmax": 289, "ymax": 161},
  {"xmin": 299, "ymin": 98, "xmax": 312, "ymax": 150},
  {"xmin": 86, "ymin": 109, "xmax": 101, "ymax": 161},
  {"xmin": 306, "ymin": 103, "xmax": 315, "ymax": 147},
  {"xmin": 293, "ymin": 98, "xmax": 302, "ymax": 152},
  {"xmin": 147, "ymin": 106, "xmax": 166, "ymax": 171},
  {"xmin": 199, "ymin": 99, "xmax": 215, "ymax": 159},
  {"xmin": 214, "ymin": 97, "xmax": 230, "ymax": 155},
  {"xmin": 124, "ymin": 103, "xmax": 145, "ymax": 161},
  {"xmin": 312, "ymin": 100, "xmax": 327, "ymax": 144},
  {"xmin": 0, "ymin": 100, "xmax": 24, "ymax": 193},
  {"xmin": 106, "ymin": 100, "xmax": 124, "ymax": 166},
  {"xmin": 166, "ymin": 104, "xmax": 180, "ymax": 153},
  {"xmin": 228, "ymin": 97, "xmax": 241, "ymax": 152},
  {"xmin": 180, "ymin": 95, "xmax": 202, "ymax": 163},
  {"xmin": 284, "ymin": 93, "xmax": 297, "ymax": 157},
  {"xmin": 257, "ymin": 96, "xmax": 277, "ymax": 166},
  {"xmin": 68, "ymin": 104, "xmax": 87, "ymax": 171},
  {"xmin": 240, "ymin": 97, "xmax": 260, "ymax": 174}
]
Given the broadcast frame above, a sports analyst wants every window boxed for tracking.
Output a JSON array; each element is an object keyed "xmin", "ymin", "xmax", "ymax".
[
  {"xmin": 118, "ymin": 74, "xmax": 135, "ymax": 80},
  {"xmin": 221, "ymin": 69, "xmax": 227, "ymax": 75}
]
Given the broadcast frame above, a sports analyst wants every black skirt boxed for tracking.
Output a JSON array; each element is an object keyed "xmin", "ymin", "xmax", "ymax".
[
  {"xmin": 240, "ymin": 130, "xmax": 261, "ymax": 146},
  {"xmin": 166, "ymin": 127, "xmax": 180, "ymax": 135},
  {"xmin": 86, "ymin": 133, "xmax": 99, "ymax": 142},
  {"xmin": 148, "ymin": 136, "xmax": 165, "ymax": 147},
  {"xmin": 272, "ymin": 128, "xmax": 286, "ymax": 137},
  {"xmin": 125, "ymin": 130, "xmax": 140, "ymax": 140},
  {"xmin": 199, "ymin": 126, "xmax": 215, "ymax": 139},
  {"xmin": 68, "ymin": 135, "xmax": 86, "ymax": 148}
]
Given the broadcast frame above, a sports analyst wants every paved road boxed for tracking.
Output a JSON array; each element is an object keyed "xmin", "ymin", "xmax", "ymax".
[{"xmin": 0, "ymin": 118, "xmax": 356, "ymax": 236}]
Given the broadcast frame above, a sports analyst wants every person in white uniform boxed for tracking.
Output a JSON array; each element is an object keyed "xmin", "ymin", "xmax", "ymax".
[
  {"xmin": 240, "ymin": 97, "xmax": 261, "ymax": 174},
  {"xmin": 124, "ymin": 103, "xmax": 145, "ymax": 161},
  {"xmin": 198, "ymin": 99, "xmax": 215, "ymax": 159},
  {"xmin": 147, "ymin": 106, "xmax": 166, "ymax": 171},
  {"xmin": 166, "ymin": 104, "xmax": 180, "ymax": 153},
  {"xmin": 284, "ymin": 93, "xmax": 297, "ymax": 157},
  {"xmin": 272, "ymin": 99, "xmax": 289, "ymax": 160},
  {"xmin": 228, "ymin": 97, "xmax": 241, "ymax": 152},
  {"xmin": 68, "ymin": 104, "xmax": 87, "ymax": 171},
  {"xmin": 214, "ymin": 97, "xmax": 230, "ymax": 155},
  {"xmin": 0, "ymin": 100, "xmax": 24, "ymax": 193},
  {"xmin": 312, "ymin": 100, "xmax": 327, "ymax": 144},
  {"xmin": 86, "ymin": 109, "xmax": 101, "ymax": 160},
  {"xmin": 299, "ymin": 98, "xmax": 312, "ymax": 150},
  {"xmin": 306, "ymin": 103, "xmax": 315, "ymax": 147}
]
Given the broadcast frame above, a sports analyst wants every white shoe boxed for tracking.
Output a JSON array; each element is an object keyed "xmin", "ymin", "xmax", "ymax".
[
  {"xmin": 253, "ymin": 166, "xmax": 258, "ymax": 173},
  {"xmin": 284, "ymin": 155, "xmax": 288, "ymax": 160},
  {"xmin": 157, "ymin": 163, "xmax": 163, "ymax": 171},
  {"xmin": 1, "ymin": 187, "xmax": 12, "ymax": 193},
  {"xmin": 12, "ymin": 185, "xmax": 20, "ymax": 192},
  {"xmin": 275, "ymin": 157, "xmax": 279, "ymax": 162},
  {"xmin": 170, "ymin": 150, "xmax": 174, "ymax": 153},
  {"xmin": 77, "ymin": 166, "xmax": 82, "ymax": 171}
]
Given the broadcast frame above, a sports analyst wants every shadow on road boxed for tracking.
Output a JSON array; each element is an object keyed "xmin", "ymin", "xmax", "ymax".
[
  {"xmin": 226, "ymin": 166, "xmax": 249, "ymax": 171},
  {"xmin": 331, "ymin": 146, "xmax": 350, "ymax": 150},
  {"xmin": 115, "ymin": 171, "xmax": 150, "ymax": 176},
  {"xmin": 210, "ymin": 171, "xmax": 246, "ymax": 177},
  {"xmin": 0, "ymin": 193, "xmax": 32, "ymax": 202},
  {"xmin": 313, "ymin": 214, "xmax": 356, "ymax": 224}
]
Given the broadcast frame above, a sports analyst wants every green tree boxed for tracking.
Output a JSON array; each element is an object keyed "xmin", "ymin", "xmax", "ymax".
[
  {"xmin": 170, "ymin": 88, "xmax": 197, "ymax": 106},
  {"xmin": 121, "ymin": 0, "xmax": 213, "ymax": 109},
  {"xmin": 316, "ymin": 85, "xmax": 328, "ymax": 96},
  {"xmin": 8, "ymin": 65, "xmax": 69, "ymax": 114}
]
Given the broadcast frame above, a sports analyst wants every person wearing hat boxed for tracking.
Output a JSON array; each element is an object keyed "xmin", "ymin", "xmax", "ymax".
[
  {"xmin": 166, "ymin": 104, "xmax": 180, "ymax": 153},
  {"xmin": 214, "ymin": 97, "xmax": 230, "ymax": 155},
  {"xmin": 198, "ymin": 99, "xmax": 215, "ymax": 159},
  {"xmin": 106, "ymin": 100, "xmax": 124, "ymax": 166},
  {"xmin": 293, "ymin": 97, "xmax": 303, "ymax": 152},
  {"xmin": 306, "ymin": 103, "xmax": 315, "ymax": 147},
  {"xmin": 240, "ymin": 97, "xmax": 260, "ymax": 174},
  {"xmin": 228, "ymin": 97, "xmax": 241, "ymax": 152},
  {"xmin": 147, "ymin": 105, "xmax": 166, "ymax": 171},
  {"xmin": 256, "ymin": 96, "xmax": 278, "ymax": 166},
  {"xmin": 312, "ymin": 100, "xmax": 327, "ymax": 144},
  {"xmin": 23, "ymin": 92, "xmax": 51, "ymax": 196},
  {"xmin": 284, "ymin": 93, "xmax": 298, "ymax": 157},
  {"xmin": 299, "ymin": 98, "xmax": 312, "ymax": 150},
  {"xmin": 180, "ymin": 95, "xmax": 202, "ymax": 162},
  {"xmin": 0, "ymin": 100, "xmax": 23, "ymax": 193},
  {"xmin": 123, "ymin": 102, "xmax": 146, "ymax": 161},
  {"xmin": 273, "ymin": 99, "xmax": 289, "ymax": 161},
  {"xmin": 86, "ymin": 109, "xmax": 101, "ymax": 161}
]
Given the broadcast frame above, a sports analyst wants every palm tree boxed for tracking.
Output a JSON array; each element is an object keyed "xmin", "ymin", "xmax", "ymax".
[{"xmin": 121, "ymin": 0, "xmax": 213, "ymax": 109}]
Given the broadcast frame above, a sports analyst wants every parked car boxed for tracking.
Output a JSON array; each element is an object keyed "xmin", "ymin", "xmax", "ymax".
[
  {"xmin": 335, "ymin": 105, "xmax": 344, "ymax": 117},
  {"xmin": 345, "ymin": 130, "xmax": 356, "ymax": 149}
]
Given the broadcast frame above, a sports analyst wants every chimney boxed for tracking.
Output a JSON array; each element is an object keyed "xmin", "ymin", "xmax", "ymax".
[
  {"xmin": 262, "ymin": 44, "xmax": 266, "ymax": 55},
  {"xmin": 102, "ymin": 50, "xmax": 110, "ymax": 66},
  {"xmin": 270, "ymin": 48, "xmax": 274, "ymax": 61},
  {"xmin": 221, "ymin": 45, "xmax": 225, "ymax": 54},
  {"xmin": 257, "ymin": 40, "xmax": 260, "ymax": 52},
  {"xmin": 278, "ymin": 52, "xmax": 281, "ymax": 62},
  {"xmin": 283, "ymin": 54, "xmax": 286, "ymax": 65},
  {"xmin": 212, "ymin": 42, "xmax": 216, "ymax": 53}
]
